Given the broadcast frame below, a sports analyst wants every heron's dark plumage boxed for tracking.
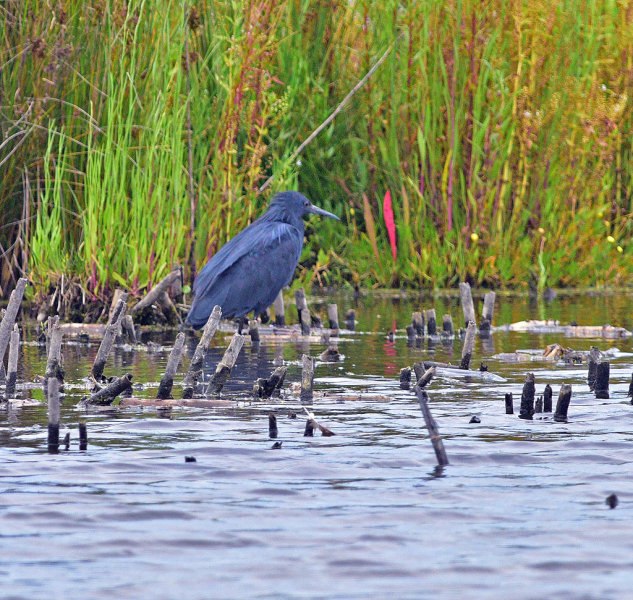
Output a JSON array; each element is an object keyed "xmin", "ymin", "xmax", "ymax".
[{"xmin": 186, "ymin": 191, "xmax": 338, "ymax": 329}]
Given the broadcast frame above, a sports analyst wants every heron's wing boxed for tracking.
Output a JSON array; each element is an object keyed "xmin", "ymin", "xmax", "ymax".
[{"xmin": 188, "ymin": 221, "xmax": 302, "ymax": 323}]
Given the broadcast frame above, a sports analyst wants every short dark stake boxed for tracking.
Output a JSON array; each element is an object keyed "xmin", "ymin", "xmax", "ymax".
[
  {"xmin": 594, "ymin": 362, "xmax": 610, "ymax": 399},
  {"xmin": 47, "ymin": 377, "xmax": 60, "ymax": 453},
  {"xmin": 406, "ymin": 325, "xmax": 416, "ymax": 345},
  {"xmin": 157, "ymin": 332, "xmax": 185, "ymax": 399},
  {"xmin": 79, "ymin": 422, "xmax": 88, "ymax": 450},
  {"xmin": 268, "ymin": 413, "xmax": 278, "ymax": 439},
  {"xmin": 505, "ymin": 392, "xmax": 514, "ymax": 414},
  {"xmin": 130, "ymin": 267, "xmax": 181, "ymax": 315},
  {"xmin": 0, "ymin": 277, "xmax": 27, "ymax": 365},
  {"xmin": 628, "ymin": 374, "xmax": 633, "ymax": 404},
  {"xmin": 412, "ymin": 312, "xmax": 424, "ymax": 337},
  {"xmin": 249, "ymin": 319, "xmax": 260, "ymax": 343},
  {"xmin": 554, "ymin": 384, "xmax": 572, "ymax": 422},
  {"xmin": 303, "ymin": 419, "xmax": 315, "ymax": 437},
  {"xmin": 479, "ymin": 291, "xmax": 496, "ymax": 334},
  {"xmin": 460, "ymin": 321, "xmax": 477, "ymax": 370},
  {"xmin": 442, "ymin": 314, "xmax": 453, "ymax": 337},
  {"xmin": 328, "ymin": 304, "xmax": 339, "ymax": 330},
  {"xmin": 426, "ymin": 309, "xmax": 437, "ymax": 336},
  {"xmin": 543, "ymin": 384, "xmax": 553, "ymax": 412},
  {"xmin": 92, "ymin": 298, "xmax": 127, "ymax": 381},
  {"xmin": 415, "ymin": 386, "xmax": 449, "ymax": 466},
  {"xmin": 606, "ymin": 493, "xmax": 618, "ymax": 509},
  {"xmin": 62, "ymin": 432, "xmax": 70, "ymax": 451},
  {"xmin": 345, "ymin": 309, "xmax": 356, "ymax": 331},
  {"xmin": 5, "ymin": 325, "xmax": 20, "ymax": 397},
  {"xmin": 271, "ymin": 441, "xmax": 282, "ymax": 449},
  {"xmin": 273, "ymin": 290, "xmax": 286, "ymax": 326},
  {"xmin": 300, "ymin": 354, "xmax": 315, "ymax": 403},
  {"xmin": 86, "ymin": 373, "xmax": 133, "ymax": 405},
  {"xmin": 207, "ymin": 333, "xmax": 246, "ymax": 394},
  {"xmin": 534, "ymin": 395, "xmax": 543, "ymax": 413},
  {"xmin": 519, "ymin": 373, "xmax": 535, "ymax": 420},
  {"xmin": 587, "ymin": 346, "xmax": 600, "ymax": 390},
  {"xmin": 182, "ymin": 305, "xmax": 222, "ymax": 398},
  {"xmin": 399, "ymin": 367, "xmax": 412, "ymax": 390},
  {"xmin": 44, "ymin": 316, "xmax": 63, "ymax": 399},
  {"xmin": 295, "ymin": 288, "xmax": 310, "ymax": 331},
  {"xmin": 459, "ymin": 282, "xmax": 477, "ymax": 328}
]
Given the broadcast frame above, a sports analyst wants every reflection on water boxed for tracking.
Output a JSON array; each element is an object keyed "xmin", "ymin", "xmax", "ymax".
[{"xmin": 2, "ymin": 290, "xmax": 633, "ymax": 599}]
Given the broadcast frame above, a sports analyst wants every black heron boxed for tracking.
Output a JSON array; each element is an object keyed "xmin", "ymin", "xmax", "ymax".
[{"xmin": 186, "ymin": 191, "xmax": 339, "ymax": 329}]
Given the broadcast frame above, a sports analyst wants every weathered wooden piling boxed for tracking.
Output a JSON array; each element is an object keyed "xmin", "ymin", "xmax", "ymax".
[
  {"xmin": 121, "ymin": 314, "xmax": 137, "ymax": 344},
  {"xmin": 554, "ymin": 384, "xmax": 572, "ymax": 422},
  {"xmin": 406, "ymin": 325, "xmax": 416, "ymax": 345},
  {"xmin": 268, "ymin": 413, "xmax": 278, "ymax": 439},
  {"xmin": 479, "ymin": 291, "xmax": 496, "ymax": 333},
  {"xmin": 108, "ymin": 289, "xmax": 128, "ymax": 325},
  {"xmin": 426, "ymin": 309, "xmax": 437, "ymax": 336},
  {"xmin": 156, "ymin": 332, "xmax": 186, "ymax": 399},
  {"xmin": 587, "ymin": 346, "xmax": 600, "ymax": 390},
  {"xmin": 299, "ymin": 309, "xmax": 311, "ymax": 335},
  {"xmin": 248, "ymin": 319, "xmax": 260, "ymax": 343},
  {"xmin": 345, "ymin": 309, "xmax": 356, "ymax": 331},
  {"xmin": 519, "ymin": 373, "xmax": 535, "ymax": 420},
  {"xmin": 300, "ymin": 354, "xmax": 315, "ymax": 403},
  {"xmin": 47, "ymin": 377, "xmax": 60, "ymax": 453},
  {"xmin": 44, "ymin": 316, "xmax": 63, "ymax": 399},
  {"xmin": 543, "ymin": 384, "xmax": 553, "ymax": 412},
  {"xmin": 399, "ymin": 367, "xmax": 412, "ymax": 390},
  {"xmin": 303, "ymin": 418, "xmax": 315, "ymax": 436},
  {"xmin": 459, "ymin": 282, "xmax": 477, "ymax": 328},
  {"xmin": 5, "ymin": 325, "xmax": 20, "ymax": 397},
  {"xmin": 130, "ymin": 267, "xmax": 181, "ymax": 314},
  {"xmin": 413, "ymin": 364, "xmax": 436, "ymax": 389},
  {"xmin": 442, "ymin": 314, "xmax": 453, "ymax": 337},
  {"xmin": 273, "ymin": 291, "xmax": 286, "ymax": 326},
  {"xmin": 86, "ymin": 373, "xmax": 133, "ymax": 405},
  {"xmin": 253, "ymin": 366, "xmax": 288, "ymax": 399},
  {"xmin": 295, "ymin": 288, "xmax": 309, "ymax": 326},
  {"xmin": 628, "ymin": 374, "xmax": 633, "ymax": 404},
  {"xmin": 0, "ymin": 277, "xmax": 27, "ymax": 365},
  {"xmin": 79, "ymin": 422, "xmax": 88, "ymax": 450},
  {"xmin": 535, "ymin": 395, "xmax": 543, "ymax": 413},
  {"xmin": 412, "ymin": 312, "xmax": 424, "ymax": 337},
  {"xmin": 460, "ymin": 321, "xmax": 477, "ymax": 370},
  {"xmin": 594, "ymin": 361, "xmax": 610, "ymax": 399},
  {"xmin": 327, "ymin": 304, "xmax": 340, "ymax": 330},
  {"xmin": 415, "ymin": 387, "xmax": 449, "ymax": 467},
  {"xmin": 182, "ymin": 305, "xmax": 222, "ymax": 399},
  {"xmin": 92, "ymin": 298, "xmax": 127, "ymax": 381},
  {"xmin": 504, "ymin": 392, "xmax": 514, "ymax": 414},
  {"xmin": 207, "ymin": 333, "xmax": 246, "ymax": 394}
]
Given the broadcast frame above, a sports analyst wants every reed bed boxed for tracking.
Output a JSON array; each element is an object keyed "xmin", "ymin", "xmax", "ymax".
[{"xmin": 1, "ymin": 0, "xmax": 632, "ymax": 303}]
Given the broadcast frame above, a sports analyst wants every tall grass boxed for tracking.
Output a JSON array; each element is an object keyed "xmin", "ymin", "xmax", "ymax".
[{"xmin": 1, "ymin": 0, "xmax": 633, "ymax": 301}]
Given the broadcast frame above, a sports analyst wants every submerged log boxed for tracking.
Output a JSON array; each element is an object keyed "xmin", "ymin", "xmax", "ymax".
[
  {"xmin": 460, "ymin": 321, "xmax": 477, "ymax": 370},
  {"xmin": 207, "ymin": 333, "xmax": 246, "ymax": 394},
  {"xmin": 519, "ymin": 373, "xmax": 535, "ymax": 420},
  {"xmin": 497, "ymin": 320, "xmax": 631, "ymax": 338},
  {"xmin": 130, "ymin": 267, "xmax": 181, "ymax": 314},
  {"xmin": 459, "ymin": 282, "xmax": 477, "ymax": 328},
  {"xmin": 85, "ymin": 373, "xmax": 133, "ymax": 405},
  {"xmin": 554, "ymin": 384, "xmax": 572, "ymax": 422},
  {"xmin": 415, "ymin": 387, "xmax": 449, "ymax": 466},
  {"xmin": 0, "ymin": 277, "xmax": 27, "ymax": 365},
  {"xmin": 156, "ymin": 332, "xmax": 185, "ymax": 399}
]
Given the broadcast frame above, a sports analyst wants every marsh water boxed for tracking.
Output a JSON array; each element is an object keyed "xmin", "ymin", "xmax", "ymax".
[{"xmin": 2, "ymin": 290, "xmax": 633, "ymax": 599}]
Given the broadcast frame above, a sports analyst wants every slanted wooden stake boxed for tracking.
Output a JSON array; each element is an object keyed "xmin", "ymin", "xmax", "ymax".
[
  {"xmin": 157, "ymin": 332, "xmax": 185, "ymax": 399},
  {"xmin": 130, "ymin": 267, "xmax": 181, "ymax": 314},
  {"xmin": 480, "ymin": 291, "xmax": 496, "ymax": 333},
  {"xmin": 412, "ymin": 312, "xmax": 424, "ymax": 337},
  {"xmin": 594, "ymin": 362, "xmax": 610, "ymax": 399},
  {"xmin": 413, "ymin": 364, "xmax": 436, "ymax": 388},
  {"xmin": 327, "ymin": 304, "xmax": 339, "ymax": 330},
  {"xmin": 459, "ymin": 282, "xmax": 477, "ymax": 328},
  {"xmin": 85, "ymin": 374, "xmax": 133, "ymax": 405},
  {"xmin": 253, "ymin": 366, "xmax": 288, "ymax": 399},
  {"xmin": 345, "ymin": 309, "xmax": 356, "ymax": 331},
  {"xmin": 273, "ymin": 291, "xmax": 286, "ymax": 326},
  {"xmin": 5, "ymin": 325, "xmax": 19, "ymax": 397},
  {"xmin": 415, "ymin": 386, "xmax": 449, "ymax": 466},
  {"xmin": 426, "ymin": 309, "xmax": 437, "ymax": 336},
  {"xmin": 399, "ymin": 367, "xmax": 412, "ymax": 390},
  {"xmin": 300, "ymin": 354, "xmax": 315, "ymax": 403},
  {"xmin": 268, "ymin": 413, "xmax": 278, "ymax": 439},
  {"xmin": 47, "ymin": 377, "xmax": 60, "ymax": 453},
  {"xmin": 121, "ymin": 314, "xmax": 137, "ymax": 344},
  {"xmin": 92, "ymin": 298, "xmax": 127, "ymax": 381},
  {"xmin": 182, "ymin": 305, "xmax": 222, "ymax": 399},
  {"xmin": 442, "ymin": 314, "xmax": 453, "ymax": 337},
  {"xmin": 0, "ymin": 277, "xmax": 27, "ymax": 365},
  {"xmin": 554, "ymin": 384, "xmax": 572, "ymax": 422},
  {"xmin": 504, "ymin": 392, "xmax": 513, "ymax": 414},
  {"xmin": 460, "ymin": 321, "xmax": 477, "ymax": 369},
  {"xmin": 79, "ymin": 422, "xmax": 88, "ymax": 450},
  {"xmin": 519, "ymin": 373, "xmax": 535, "ymax": 420},
  {"xmin": 207, "ymin": 333, "xmax": 246, "ymax": 394},
  {"xmin": 543, "ymin": 384, "xmax": 553, "ymax": 412}
]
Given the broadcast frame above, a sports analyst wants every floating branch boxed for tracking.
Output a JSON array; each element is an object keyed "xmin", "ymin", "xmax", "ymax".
[
  {"xmin": 0, "ymin": 277, "xmax": 27, "ymax": 365},
  {"xmin": 415, "ymin": 386, "xmax": 449, "ymax": 466},
  {"xmin": 207, "ymin": 333, "xmax": 246, "ymax": 394},
  {"xmin": 182, "ymin": 305, "xmax": 221, "ymax": 399},
  {"xmin": 460, "ymin": 321, "xmax": 477, "ymax": 370},
  {"xmin": 85, "ymin": 373, "xmax": 133, "ymax": 406},
  {"xmin": 157, "ymin": 332, "xmax": 186, "ymax": 399},
  {"xmin": 554, "ymin": 384, "xmax": 572, "ymax": 422},
  {"xmin": 92, "ymin": 298, "xmax": 127, "ymax": 381},
  {"xmin": 497, "ymin": 321, "xmax": 630, "ymax": 338},
  {"xmin": 130, "ymin": 267, "xmax": 181, "ymax": 315},
  {"xmin": 5, "ymin": 325, "xmax": 19, "ymax": 397}
]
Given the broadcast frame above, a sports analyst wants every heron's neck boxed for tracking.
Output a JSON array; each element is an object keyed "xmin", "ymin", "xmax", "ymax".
[{"xmin": 261, "ymin": 206, "xmax": 305, "ymax": 231}]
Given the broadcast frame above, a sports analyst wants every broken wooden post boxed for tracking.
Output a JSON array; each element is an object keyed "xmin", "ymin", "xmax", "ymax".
[
  {"xmin": 249, "ymin": 319, "xmax": 260, "ymax": 343},
  {"xmin": 412, "ymin": 312, "xmax": 424, "ymax": 337},
  {"xmin": 594, "ymin": 362, "xmax": 610, "ymax": 399},
  {"xmin": 413, "ymin": 364, "xmax": 435, "ymax": 389},
  {"xmin": 345, "ymin": 309, "xmax": 356, "ymax": 331},
  {"xmin": 79, "ymin": 422, "xmax": 88, "ymax": 450},
  {"xmin": 92, "ymin": 298, "xmax": 127, "ymax": 381},
  {"xmin": 207, "ymin": 333, "xmax": 246, "ymax": 394},
  {"xmin": 399, "ymin": 367, "xmax": 412, "ymax": 390},
  {"xmin": 303, "ymin": 418, "xmax": 315, "ymax": 436},
  {"xmin": 121, "ymin": 314, "xmax": 137, "ymax": 344},
  {"xmin": 295, "ymin": 288, "xmax": 309, "ymax": 325},
  {"xmin": 415, "ymin": 386, "xmax": 449, "ymax": 466},
  {"xmin": 299, "ymin": 309, "xmax": 311, "ymax": 336},
  {"xmin": 0, "ymin": 277, "xmax": 27, "ymax": 365},
  {"xmin": 182, "ymin": 305, "xmax": 222, "ymax": 398},
  {"xmin": 269, "ymin": 413, "xmax": 278, "ymax": 438},
  {"xmin": 628, "ymin": 374, "xmax": 633, "ymax": 404},
  {"xmin": 426, "ymin": 309, "xmax": 437, "ymax": 336},
  {"xmin": 543, "ymin": 384, "xmax": 553, "ymax": 412},
  {"xmin": 460, "ymin": 321, "xmax": 477, "ymax": 370},
  {"xmin": 273, "ymin": 290, "xmax": 286, "ymax": 326},
  {"xmin": 327, "ymin": 304, "xmax": 339, "ymax": 330},
  {"xmin": 44, "ymin": 316, "xmax": 63, "ymax": 399},
  {"xmin": 300, "ymin": 354, "xmax": 315, "ymax": 403},
  {"xmin": 442, "ymin": 314, "xmax": 453, "ymax": 337},
  {"xmin": 253, "ymin": 366, "xmax": 288, "ymax": 399},
  {"xmin": 108, "ymin": 289, "xmax": 128, "ymax": 326},
  {"xmin": 519, "ymin": 373, "xmax": 535, "ymax": 420},
  {"xmin": 319, "ymin": 345, "xmax": 340, "ymax": 362},
  {"xmin": 587, "ymin": 346, "xmax": 600, "ymax": 390},
  {"xmin": 85, "ymin": 373, "xmax": 133, "ymax": 405},
  {"xmin": 534, "ymin": 395, "xmax": 543, "ymax": 413},
  {"xmin": 406, "ymin": 325, "xmax": 416, "ymax": 345},
  {"xmin": 5, "ymin": 325, "xmax": 19, "ymax": 397},
  {"xmin": 504, "ymin": 392, "xmax": 513, "ymax": 414},
  {"xmin": 47, "ymin": 377, "xmax": 60, "ymax": 453},
  {"xmin": 554, "ymin": 384, "xmax": 572, "ymax": 422},
  {"xmin": 130, "ymin": 267, "xmax": 181, "ymax": 314},
  {"xmin": 480, "ymin": 291, "xmax": 496, "ymax": 333},
  {"xmin": 157, "ymin": 332, "xmax": 185, "ymax": 399},
  {"xmin": 459, "ymin": 282, "xmax": 477, "ymax": 328}
]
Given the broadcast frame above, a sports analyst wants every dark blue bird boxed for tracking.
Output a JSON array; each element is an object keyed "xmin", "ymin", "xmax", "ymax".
[{"xmin": 186, "ymin": 191, "xmax": 339, "ymax": 329}]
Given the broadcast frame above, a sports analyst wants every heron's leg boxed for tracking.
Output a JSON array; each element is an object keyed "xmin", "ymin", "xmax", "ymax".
[{"xmin": 237, "ymin": 316, "xmax": 248, "ymax": 334}]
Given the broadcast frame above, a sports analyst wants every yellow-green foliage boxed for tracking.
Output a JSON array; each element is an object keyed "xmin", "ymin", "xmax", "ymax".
[{"xmin": 1, "ymin": 0, "xmax": 632, "ymax": 296}]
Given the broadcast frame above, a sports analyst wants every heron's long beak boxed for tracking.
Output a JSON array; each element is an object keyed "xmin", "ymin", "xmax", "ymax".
[{"xmin": 308, "ymin": 203, "xmax": 340, "ymax": 220}]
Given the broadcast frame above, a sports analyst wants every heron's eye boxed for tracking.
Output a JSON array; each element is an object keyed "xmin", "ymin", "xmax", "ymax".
[{"xmin": 304, "ymin": 200, "xmax": 309, "ymax": 206}]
